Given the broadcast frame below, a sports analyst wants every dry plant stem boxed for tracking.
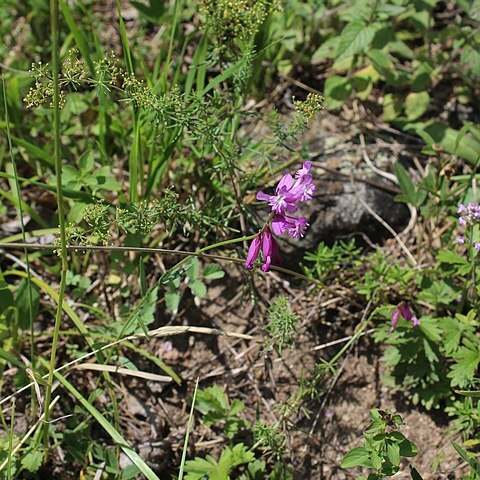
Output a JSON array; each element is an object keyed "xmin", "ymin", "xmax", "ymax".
[{"xmin": 43, "ymin": 0, "xmax": 67, "ymax": 446}]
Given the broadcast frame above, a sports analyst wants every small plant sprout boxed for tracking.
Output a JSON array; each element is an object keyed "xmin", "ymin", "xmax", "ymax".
[
  {"xmin": 390, "ymin": 303, "xmax": 420, "ymax": 332},
  {"xmin": 245, "ymin": 162, "xmax": 316, "ymax": 271}
]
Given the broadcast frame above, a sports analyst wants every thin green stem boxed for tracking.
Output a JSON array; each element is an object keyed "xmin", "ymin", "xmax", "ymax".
[{"xmin": 43, "ymin": 0, "xmax": 68, "ymax": 446}]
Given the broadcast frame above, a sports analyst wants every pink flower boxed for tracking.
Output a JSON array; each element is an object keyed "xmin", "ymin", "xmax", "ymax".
[
  {"xmin": 256, "ymin": 174, "xmax": 300, "ymax": 215},
  {"xmin": 390, "ymin": 303, "xmax": 420, "ymax": 332},
  {"xmin": 245, "ymin": 162, "xmax": 315, "ymax": 272},
  {"xmin": 245, "ymin": 236, "xmax": 261, "ymax": 270},
  {"xmin": 244, "ymin": 228, "xmax": 282, "ymax": 272}
]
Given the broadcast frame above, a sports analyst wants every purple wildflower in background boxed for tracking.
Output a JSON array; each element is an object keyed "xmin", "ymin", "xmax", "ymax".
[
  {"xmin": 245, "ymin": 162, "xmax": 315, "ymax": 272},
  {"xmin": 457, "ymin": 203, "xmax": 480, "ymax": 226},
  {"xmin": 456, "ymin": 203, "xmax": 480, "ymax": 255},
  {"xmin": 390, "ymin": 304, "xmax": 420, "ymax": 332}
]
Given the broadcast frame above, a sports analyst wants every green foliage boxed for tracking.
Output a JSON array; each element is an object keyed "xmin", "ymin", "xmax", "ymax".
[
  {"xmin": 195, "ymin": 385, "xmax": 247, "ymax": 439},
  {"xmin": 303, "ymin": 239, "xmax": 361, "ymax": 281},
  {"xmin": 184, "ymin": 443, "xmax": 255, "ymax": 480},
  {"xmin": 263, "ymin": 296, "xmax": 299, "ymax": 354},
  {"xmin": 341, "ymin": 409, "xmax": 420, "ymax": 479},
  {"xmin": 196, "ymin": 0, "xmax": 280, "ymax": 51}
]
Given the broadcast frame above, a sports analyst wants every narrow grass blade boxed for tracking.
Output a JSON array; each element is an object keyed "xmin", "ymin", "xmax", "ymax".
[
  {"xmin": 51, "ymin": 369, "xmax": 161, "ymax": 480},
  {"xmin": 178, "ymin": 377, "xmax": 199, "ymax": 480}
]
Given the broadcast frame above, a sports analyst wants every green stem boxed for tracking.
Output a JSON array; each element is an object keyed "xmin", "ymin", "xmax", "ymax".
[{"xmin": 43, "ymin": 0, "xmax": 68, "ymax": 446}]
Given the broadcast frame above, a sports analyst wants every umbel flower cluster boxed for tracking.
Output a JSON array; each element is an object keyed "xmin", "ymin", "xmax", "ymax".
[
  {"xmin": 245, "ymin": 162, "xmax": 315, "ymax": 272},
  {"xmin": 456, "ymin": 203, "xmax": 480, "ymax": 252}
]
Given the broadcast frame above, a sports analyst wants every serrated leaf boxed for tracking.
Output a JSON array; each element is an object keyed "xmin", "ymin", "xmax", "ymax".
[
  {"xmin": 336, "ymin": 21, "xmax": 376, "ymax": 60},
  {"xmin": 21, "ymin": 450, "xmax": 44, "ymax": 473},
  {"xmin": 448, "ymin": 342, "xmax": 480, "ymax": 387},
  {"xmin": 341, "ymin": 446, "xmax": 372, "ymax": 468}
]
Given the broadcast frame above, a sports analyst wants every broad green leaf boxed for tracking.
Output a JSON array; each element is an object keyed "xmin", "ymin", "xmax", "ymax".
[
  {"xmin": 312, "ymin": 37, "xmax": 340, "ymax": 61},
  {"xmin": 398, "ymin": 439, "xmax": 418, "ymax": 457},
  {"xmin": 405, "ymin": 92, "xmax": 430, "ymax": 121},
  {"xmin": 341, "ymin": 446, "xmax": 372, "ymax": 468},
  {"xmin": 203, "ymin": 264, "xmax": 225, "ymax": 280},
  {"xmin": 324, "ymin": 75, "xmax": 352, "ymax": 109},
  {"xmin": 15, "ymin": 278, "xmax": 40, "ymax": 330},
  {"xmin": 386, "ymin": 442, "xmax": 400, "ymax": 466},
  {"xmin": 189, "ymin": 279, "xmax": 207, "ymax": 299},
  {"xmin": 336, "ymin": 21, "xmax": 376, "ymax": 60}
]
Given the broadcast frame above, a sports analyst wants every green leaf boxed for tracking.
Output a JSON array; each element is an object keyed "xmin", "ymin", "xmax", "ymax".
[
  {"xmin": 405, "ymin": 92, "xmax": 430, "ymax": 121},
  {"xmin": 50, "ymin": 367, "xmax": 162, "ymax": 480},
  {"xmin": 0, "ymin": 269, "xmax": 14, "ymax": 313},
  {"xmin": 406, "ymin": 121, "xmax": 480, "ymax": 165},
  {"xmin": 186, "ymin": 258, "xmax": 200, "ymax": 281},
  {"xmin": 398, "ymin": 439, "xmax": 418, "ymax": 457},
  {"xmin": 454, "ymin": 389, "xmax": 480, "ymax": 397},
  {"xmin": 203, "ymin": 264, "xmax": 225, "ymax": 280},
  {"xmin": 394, "ymin": 163, "xmax": 417, "ymax": 205},
  {"xmin": 125, "ymin": 286, "xmax": 158, "ymax": 336},
  {"xmin": 189, "ymin": 279, "xmax": 207, "ymax": 299},
  {"xmin": 367, "ymin": 49, "xmax": 394, "ymax": 77},
  {"xmin": 324, "ymin": 75, "xmax": 352, "ymax": 109},
  {"xmin": 341, "ymin": 446, "xmax": 372, "ymax": 468},
  {"xmin": 21, "ymin": 450, "xmax": 44, "ymax": 473},
  {"xmin": 312, "ymin": 37, "xmax": 340, "ymax": 61},
  {"xmin": 383, "ymin": 93, "xmax": 403, "ymax": 121},
  {"xmin": 448, "ymin": 342, "xmax": 480, "ymax": 387},
  {"xmin": 436, "ymin": 250, "xmax": 469, "ymax": 266},
  {"xmin": 15, "ymin": 279, "xmax": 40, "ymax": 330},
  {"xmin": 185, "ymin": 444, "xmax": 254, "ymax": 480},
  {"xmin": 386, "ymin": 442, "xmax": 400, "ymax": 466},
  {"xmin": 336, "ymin": 21, "xmax": 377, "ymax": 60},
  {"xmin": 165, "ymin": 291, "xmax": 180, "ymax": 313}
]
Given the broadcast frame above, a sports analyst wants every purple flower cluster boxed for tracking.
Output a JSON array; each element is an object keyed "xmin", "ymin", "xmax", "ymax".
[
  {"xmin": 390, "ymin": 303, "xmax": 420, "ymax": 333},
  {"xmin": 457, "ymin": 203, "xmax": 480, "ymax": 226},
  {"xmin": 456, "ymin": 203, "xmax": 480, "ymax": 252},
  {"xmin": 245, "ymin": 162, "xmax": 315, "ymax": 272}
]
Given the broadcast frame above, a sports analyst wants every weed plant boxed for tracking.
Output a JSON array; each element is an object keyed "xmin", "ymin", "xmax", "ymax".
[{"xmin": 0, "ymin": 0, "xmax": 479, "ymax": 479}]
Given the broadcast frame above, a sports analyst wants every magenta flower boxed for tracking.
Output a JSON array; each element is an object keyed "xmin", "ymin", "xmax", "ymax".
[
  {"xmin": 244, "ymin": 228, "xmax": 281, "ymax": 272},
  {"xmin": 246, "ymin": 162, "xmax": 316, "ymax": 272},
  {"xmin": 390, "ymin": 304, "xmax": 420, "ymax": 332},
  {"xmin": 245, "ymin": 236, "xmax": 261, "ymax": 270}
]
